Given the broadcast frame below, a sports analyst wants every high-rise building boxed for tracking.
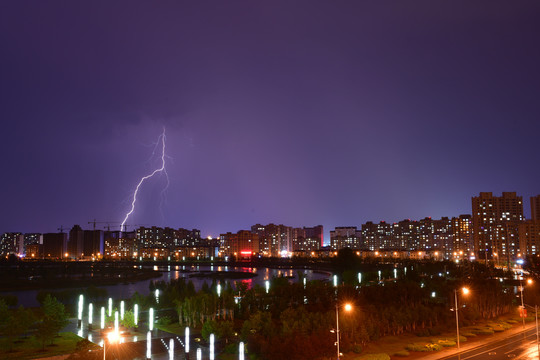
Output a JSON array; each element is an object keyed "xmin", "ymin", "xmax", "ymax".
[
  {"xmin": 136, "ymin": 226, "xmax": 201, "ymax": 249},
  {"xmin": 303, "ymin": 225, "xmax": 324, "ymax": 250},
  {"xmin": 0, "ymin": 232, "xmax": 24, "ymax": 257},
  {"xmin": 531, "ymin": 195, "xmax": 540, "ymax": 221},
  {"xmin": 104, "ymin": 230, "xmax": 137, "ymax": 259},
  {"xmin": 519, "ymin": 220, "xmax": 540, "ymax": 256},
  {"xmin": 330, "ymin": 227, "xmax": 362, "ymax": 250},
  {"xmin": 68, "ymin": 225, "xmax": 84, "ymax": 258},
  {"xmin": 394, "ymin": 219, "xmax": 418, "ymax": 250},
  {"xmin": 472, "ymin": 192, "xmax": 524, "ymax": 259},
  {"xmin": 251, "ymin": 224, "xmax": 292, "ymax": 257},
  {"xmin": 83, "ymin": 230, "xmax": 104, "ymax": 257},
  {"xmin": 452, "ymin": 215, "xmax": 473, "ymax": 253},
  {"xmin": 361, "ymin": 221, "xmax": 392, "ymax": 250},
  {"xmin": 43, "ymin": 232, "xmax": 68, "ymax": 258},
  {"xmin": 220, "ymin": 230, "xmax": 259, "ymax": 257}
]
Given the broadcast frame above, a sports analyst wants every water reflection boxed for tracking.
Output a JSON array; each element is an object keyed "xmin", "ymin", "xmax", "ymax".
[{"xmin": 4, "ymin": 265, "xmax": 331, "ymax": 307}]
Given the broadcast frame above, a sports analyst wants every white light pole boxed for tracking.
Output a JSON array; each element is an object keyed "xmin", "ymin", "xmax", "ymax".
[
  {"xmin": 88, "ymin": 303, "xmax": 93, "ymax": 326},
  {"xmin": 149, "ymin": 308, "xmax": 154, "ymax": 331},
  {"xmin": 120, "ymin": 300, "xmax": 125, "ymax": 320},
  {"xmin": 210, "ymin": 333, "xmax": 215, "ymax": 360},
  {"xmin": 146, "ymin": 331, "xmax": 151, "ymax": 360},
  {"xmin": 134, "ymin": 304, "xmax": 138, "ymax": 326},
  {"xmin": 100, "ymin": 306, "xmax": 105, "ymax": 329},
  {"xmin": 78, "ymin": 294, "xmax": 84, "ymax": 327},
  {"xmin": 239, "ymin": 341, "xmax": 245, "ymax": 360},
  {"xmin": 169, "ymin": 338, "xmax": 174, "ymax": 360},
  {"xmin": 108, "ymin": 298, "xmax": 112, "ymax": 317},
  {"xmin": 185, "ymin": 327, "xmax": 190, "ymax": 354}
]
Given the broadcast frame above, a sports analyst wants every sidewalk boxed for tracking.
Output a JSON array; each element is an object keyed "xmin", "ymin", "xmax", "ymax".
[{"xmin": 416, "ymin": 322, "xmax": 537, "ymax": 360}]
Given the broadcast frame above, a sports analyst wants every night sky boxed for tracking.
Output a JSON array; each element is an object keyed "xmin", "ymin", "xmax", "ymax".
[{"xmin": 1, "ymin": 1, "xmax": 539, "ymax": 242}]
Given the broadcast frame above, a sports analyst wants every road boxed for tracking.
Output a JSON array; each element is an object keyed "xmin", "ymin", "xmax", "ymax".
[{"xmin": 438, "ymin": 327, "xmax": 539, "ymax": 360}]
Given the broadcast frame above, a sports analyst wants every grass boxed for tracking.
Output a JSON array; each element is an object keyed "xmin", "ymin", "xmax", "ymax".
[
  {"xmin": 0, "ymin": 332, "xmax": 93, "ymax": 359},
  {"xmin": 155, "ymin": 322, "xmax": 186, "ymax": 335}
]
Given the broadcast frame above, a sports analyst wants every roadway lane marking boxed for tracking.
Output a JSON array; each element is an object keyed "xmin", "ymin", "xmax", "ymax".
[
  {"xmin": 441, "ymin": 333, "xmax": 537, "ymax": 360},
  {"xmin": 460, "ymin": 336, "xmax": 536, "ymax": 360}
]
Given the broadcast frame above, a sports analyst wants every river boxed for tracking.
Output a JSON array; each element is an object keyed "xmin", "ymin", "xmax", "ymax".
[{"xmin": 2, "ymin": 264, "xmax": 332, "ymax": 307}]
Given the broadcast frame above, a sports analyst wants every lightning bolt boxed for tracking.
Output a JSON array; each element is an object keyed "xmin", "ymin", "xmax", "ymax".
[{"xmin": 121, "ymin": 127, "xmax": 169, "ymax": 231}]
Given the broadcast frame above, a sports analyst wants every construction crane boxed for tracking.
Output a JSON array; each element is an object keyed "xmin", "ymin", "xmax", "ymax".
[
  {"xmin": 88, "ymin": 220, "xmax": 119, "ymax": 231},
  {"xmin": 57, "ymin": 226, "xmax": 68, "ymax": 233},
  {"xmin": 120, "ymin": 224, "xmax": 150, "ymax": 232}
]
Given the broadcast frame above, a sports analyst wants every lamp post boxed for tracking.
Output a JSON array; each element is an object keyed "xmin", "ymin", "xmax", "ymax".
[
  {"xmin": 104, "ymin": 330, "xmax": 120, "ymax": 360},
  {"xmin": 334, "ymin": 302, "xmax": 352, "ymax": 360},
  {"xmin": 523, "ymin": 303, "xmax": 540, "ymax": 358},
  {"xmin": 454, "ymin": 287, "xmax": 469, "ymax": 351},
  {"xmin": 520, "ymin": 278, "xmax": 533, "ymax": 329}
]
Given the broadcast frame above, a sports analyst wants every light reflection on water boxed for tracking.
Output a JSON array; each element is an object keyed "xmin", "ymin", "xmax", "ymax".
[{"xmin": 3, "ymin": 265, "xmax": 331, "ymax": 307}]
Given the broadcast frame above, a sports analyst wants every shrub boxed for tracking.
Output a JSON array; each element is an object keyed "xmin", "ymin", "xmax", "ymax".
[
  {"xmin": 461, "ymin": 332, "xmax": 476, "ymax": 337},
  {"xmin": 156, "ymin": 316, "xmax": 172, "ymax": 326},
  {"xmin": 406, "ymin": 343, "xmax": 442, "ymax": 352},
  {"xmin": 471, "ymin": 327, "xmax": 494, "ymax": 335},
  {"xmin": 437, "ymin": 339, "xmax": 456, "ymax": 347}
]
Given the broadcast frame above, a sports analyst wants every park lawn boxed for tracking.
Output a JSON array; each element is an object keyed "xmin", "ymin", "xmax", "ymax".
[
  {"xmin": 0, "ymin": 332, "xmax": 91, "ymax": 359},
  {"xmin": 156, "ymin": 322, "xmax": 186, "ymax": 335}
]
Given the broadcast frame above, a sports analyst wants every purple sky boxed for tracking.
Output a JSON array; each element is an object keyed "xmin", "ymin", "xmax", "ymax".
[{"xmin": 1, "ymin": 1, "xmax": 539, "ymax": 242}]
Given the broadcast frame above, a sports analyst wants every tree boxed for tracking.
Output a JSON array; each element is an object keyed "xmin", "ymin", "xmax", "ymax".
[
  {"xmin": 4, "ymin": 305, "xmax": 36, "ymax": 350},
  {"xmin": 121, "ymin": 310, "xmax": 137, "ymax": 329},
  {"xmin": 218, "ymin": 321, "xmax": 235, "ymax": 344},
  {"xmin": 201, "ymin": 320, "xmax": 218, "ymax": 341},
  {"xmin": 36, "ymin": 294, "xmax": 69, "ymax": 348}
]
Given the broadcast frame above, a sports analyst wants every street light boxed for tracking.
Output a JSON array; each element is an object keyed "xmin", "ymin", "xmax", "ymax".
[
  {"xmin": 104, "ymin": 330, "xmax": 121, "ymax": 360},
  {"xmin": 520, "ymin": 278, "xmax": 533, "ymax": 329},
  {"xmin": 454, "ymin": 287, "xmax": 469, "ymax": 351},
  {"xmin": 333, "ymin": 302, "xmax": 352, "ymax": 359}
]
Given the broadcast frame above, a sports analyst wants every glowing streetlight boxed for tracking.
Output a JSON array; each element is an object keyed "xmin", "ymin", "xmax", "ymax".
[
  {"xmin": 169, "ymin": 338, "xmax": 174, "ymax": 360},
  {"xmin": 108, "ymin": 298, "xmax": 112, "ymax": 317},
  {"xmin": 520, "ymin": 279, "xmax": 533, "ymax": 328},
  {"xmin": 210, "ymin": 333, "xmax": 215, "ymax": 360},
  {"xmin": 114, "ymin": 311, "xmax": 119, "ymax": 333},
  {"xmin": 217, "ymin": 283, "xmax": 222, "ymax": 297},
  {"xmin": 185, "ymin": 327, "xmax": 190, "ymax": 354},
  {"xmin": 454, "ymin": 287, "xmax": 469, "ymax": 351},
  {"xmin": 104, "ymin": 330, "xmax": 121, "ymax": 360},
  {"xmin": 149, "ymin": 308, "xmax": 154, "ymax": 331},
  {"xmin": 265, "ymin": 280, "xmax": 270, "ymax": 293},
  {"xmin": 134, "ymin": 304, "xmax": 139, "ymax": 326},
  {"xmin": 358, "ymin": 272, "xmax": 362, "ymax": 284},
  {"xmin": 334, "ymin": 302, "xmax": 352, "ymax": 359},
  {"xmin": 333, "ymin": 275, "xmax": 338, "ymax": 287},
  {"xmin": 120, "ymin": 300, "xmax": 125, "ymax": 320}
]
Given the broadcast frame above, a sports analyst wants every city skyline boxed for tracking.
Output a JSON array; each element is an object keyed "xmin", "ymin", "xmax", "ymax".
[{"xmin": 1, "ymin": 2, "xmax": 540, "ymax": 241}]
